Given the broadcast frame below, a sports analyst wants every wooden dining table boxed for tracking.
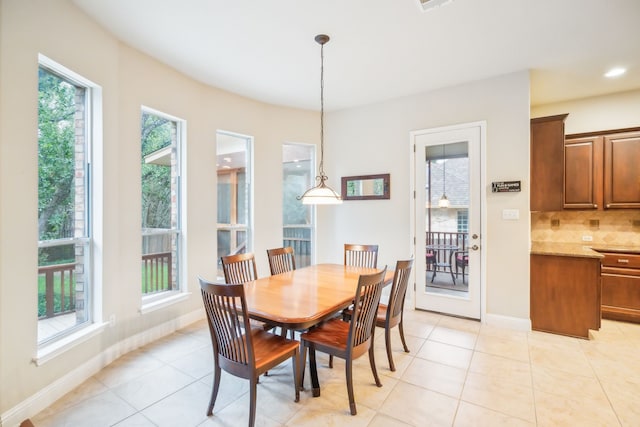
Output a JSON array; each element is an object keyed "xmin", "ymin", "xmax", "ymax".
[
  {"xmin": 242, "ymin": 263, "xmax": 394, "ymax": 395},
  {"xmin": 242, "ymin": 263, "xmax": 394, "ymax": 331}
]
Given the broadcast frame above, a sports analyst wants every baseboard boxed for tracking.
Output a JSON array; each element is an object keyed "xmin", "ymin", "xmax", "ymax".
[
  {"xmin": 484, "ymin": 312, "xmax": 531, "ymax": 331},
  {"xmin": 0, "ymin": 308, "xmax": 204, "ymax": 427}
]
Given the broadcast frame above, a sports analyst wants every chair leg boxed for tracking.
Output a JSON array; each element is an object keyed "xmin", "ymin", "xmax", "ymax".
[
  {"xmin": 207, "ymin": 365, "xmax": 222, "ymax": 415},
  {"xmin": 299, "ymin": 343, "xmax": 306, "ymax": 391},
  {"xmin": 384, "ymin": 326, "xmax": 395, "ymax": 372},
  {"xmin": 398, "ymin": 317, "xmax": 410, "ymax": 353},
  {"xmin": 346, "ymin": 359, "xmax": 357, "ymax": 416},
  {"xmin": 462, "ymin": 265, "xmax": 466, "ymax": 284},
  {"xmin": 329, "ymin": 354, "xmax": 333, "ymax": 368},
  {"xmin": 368, "ymin": 336, "xmax": 382, "ymax": 387},
  {"xmin": 292, "ymin": 349, "xmax": 300, "ymax": 402},
  {"xmin": 309, "ymin": 347, "xmax": 321, "ymax": 397},
  {"xmin": 248, "ymin": 377, "xmax": 258, "ymax": 427}
]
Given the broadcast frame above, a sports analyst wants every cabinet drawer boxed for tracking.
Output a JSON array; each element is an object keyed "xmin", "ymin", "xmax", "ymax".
[
  {"xmin": 601, "ymin": 253, "xmax": 640, "ymax": 269},
  {"xmin": 602, "ymin": 274, "xmax": 640, "ymax": 309}
]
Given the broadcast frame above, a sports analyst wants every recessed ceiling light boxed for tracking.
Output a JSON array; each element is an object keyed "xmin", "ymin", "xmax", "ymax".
[
  {"xmin": 417, "ymin": 0, "xmax": 454, "ymax": 12},
  {"xmin": 604, "ymin": 67, "xmax": 626, "ymax": 78}
]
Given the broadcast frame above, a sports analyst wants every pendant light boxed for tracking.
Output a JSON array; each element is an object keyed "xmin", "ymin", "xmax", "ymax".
[
  {"xmin": 438, "ymin": 144, "xmax": 450, "ymax": 208},
  {"xmin": 298, "ymin": 34, "xmax": 342, "ymax": 205}
]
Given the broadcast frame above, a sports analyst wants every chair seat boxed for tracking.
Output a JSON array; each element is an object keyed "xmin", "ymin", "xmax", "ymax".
[
  {"xmin": 250, "ymin": 329, "xmax": 300, "ymax": 372},
  {"xmin": 301, "ymin": 318, "xmax": 350, "ymax": 352}
]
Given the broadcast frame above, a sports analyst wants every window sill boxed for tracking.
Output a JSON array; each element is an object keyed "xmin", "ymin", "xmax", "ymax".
[
  {"xmin": 34, "ymin": 321, "xmax": 109, "ymax": 366},
  {"xmin": 140, "ymin": 292, "xmax": 191, "ymax": 315}
]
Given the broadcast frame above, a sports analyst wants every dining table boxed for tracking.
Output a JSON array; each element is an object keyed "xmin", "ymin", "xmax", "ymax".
[{"xmin": 242, "ymin": 263, "xmax": 394, "ymax": 394}]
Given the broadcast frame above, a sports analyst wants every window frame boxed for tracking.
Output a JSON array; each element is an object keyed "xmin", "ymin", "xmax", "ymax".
[{"xmin": 140, "ymin": 106, "xmax": 187, "ymax": 311}]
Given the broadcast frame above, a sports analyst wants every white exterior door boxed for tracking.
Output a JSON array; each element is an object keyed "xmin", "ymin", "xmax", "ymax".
[{"xmin": 411, "ymin": 122, "xmax": 484, "ymax": 319}]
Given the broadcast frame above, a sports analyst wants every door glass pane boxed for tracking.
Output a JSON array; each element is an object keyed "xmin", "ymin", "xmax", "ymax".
[{"xmin": 425, "ymin": 142, "xmax": 469, "ymax": 295}]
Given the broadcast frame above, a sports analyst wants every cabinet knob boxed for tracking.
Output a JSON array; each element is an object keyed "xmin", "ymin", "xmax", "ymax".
[{"xmin": 593, "ymin": 204, "xmax": 597, "ymax": 208}]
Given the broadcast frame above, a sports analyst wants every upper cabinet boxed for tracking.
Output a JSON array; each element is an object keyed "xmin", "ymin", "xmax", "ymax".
[
  {"xmin": 531, "ymin": 114, "xmax": 640, "ymax": 212},
  {"xmin": 564, "ymin": 129, "xmax": 640, "ymax": 210},
  {"xmin": 604, "ymin": 131, "xmax": 640, "ymax": 209},
  {"xmin": 564, "ymin": 135, "xmax": 603, "ymax": 209},
  {"xmin": 530, "ymin": 114, "xmax": 567, "ymax": 212}
]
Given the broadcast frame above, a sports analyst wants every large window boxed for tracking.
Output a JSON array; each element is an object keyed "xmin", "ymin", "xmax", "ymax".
[
  {"xmin": 217, "ymin": 132, "xmax": 252, "ymax": 277},
  {"xmin": 141, "ymin": 109, "xmax": 183, "ymax": 299},
  {"xmin": 282, "ymin": 144, "xmax": 315, "ymax": 267},
  {"xmin": 37, "ymin": 60, "xmax": 94, "ymax": 344}
]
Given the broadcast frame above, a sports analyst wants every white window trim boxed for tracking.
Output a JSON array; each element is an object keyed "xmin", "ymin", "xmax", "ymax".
[{"xmin": 34, "ymin": 321, "xmax": 109, "ymax": 366}]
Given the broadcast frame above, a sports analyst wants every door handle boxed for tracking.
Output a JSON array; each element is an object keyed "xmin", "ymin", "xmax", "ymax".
[
  {"xmin": 471, "ymin": 245, "xmax": 479, "ymax": 251},
  {"xmin": 472, "ymin": 234, "xmax": 479, "ymax": 239}
]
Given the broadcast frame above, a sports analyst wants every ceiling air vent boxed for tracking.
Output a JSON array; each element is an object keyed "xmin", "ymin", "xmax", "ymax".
[{"xmin": 417, "ymin": 0, "xmax": 454, "ymax": 12}]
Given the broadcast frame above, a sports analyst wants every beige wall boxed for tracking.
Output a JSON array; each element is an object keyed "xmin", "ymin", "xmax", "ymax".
[
  {"xmin": 531, "ymin": 89, "xmax": 640, "ymax": 134},
  {"xmin": 0, "ymin": 0, "xmax": 318, "ymax": 417},
  {"xmin": 320, "ymin": 71, "xmax": 532, "ymax": 322}
]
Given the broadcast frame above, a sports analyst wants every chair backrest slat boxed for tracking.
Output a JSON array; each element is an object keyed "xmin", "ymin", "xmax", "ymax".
[
  {"xmin": 348, "ymin": 267, "xmax": 386, "ymax": 349},
  {"xmin": 221, "ymin": 253, "xmax": 258, "ymax": 284},
  {"xmin": 344, "ymin": 244, "xmax": 378, "ymax": 268},
  {"xmin": 388, "ymin": 259, "xmax": 414, "ymax": 319},
  {"xmin": 266, "ymin": 247, "xmax": 296, "ymax": 275}
]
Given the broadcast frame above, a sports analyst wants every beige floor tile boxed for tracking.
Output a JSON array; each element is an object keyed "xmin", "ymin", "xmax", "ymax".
[
  {"xmin": 534, "ymin": 388, "xmax": 620, "ymax": 427},
  {"xmin": 401, "ymin": 357, "xmax": 466, "ymax": 398},
  {"xmin": 461, "ymin": 371, "xmax": 535, "ymax": 422},
  {"xmin": 32, "ymin": 390, "xmax": 136, "ymax": 427},
  {"xmin": 141, "ymin": 380, "xmax": 211, "ymax": 426},
  {"xmin": 378, "ymin": 381, "xmax": 458, "ymax": 426},
  {"xmin": 474, "ymin": 333, "xmax": 530, "ymax": 362},
  {"xmin": 112, "ymin": 413, "xmax": 157, "ymax": 426},
  {"xmin": 454, "ymin": 401, "xmax": 534, "ymax": 427},
  {"xmin": 437, "ymin": 315, "xmax": 481, "ymax": 334},
  {"xmin": 93, "ymin": 350, "xmax": 166, "ymax": 389},
  {"xmin": 197, "ymin": 395, "xmax": 283, "ymax": 427},
  {"xmin": 600, "ymin": 378, "xmax": 640, "ymax": 427},
  {"xmin": 532, "ymin": 365, "xmax": 607, "ymax": 401},
  {"xmin": 283, "ymin": 395, "xmax": 376, "ymax": 426},
  {"xmin": 415, "ymin": 339, "xmax": 473, "ymax": 370},
  {"xmin": 169, "ymin": 345, "xmax": 214, "ymax": 379},
  {"xmin": 428, "ymin": 326, "xmax": 478, "ymax": 349},
  {"xmin": 529, "ymin": 341, "xmax": 595, "ymax": 377},
  {"xmin": 140, "ymin": 331, "xmax": 208, "ymax": 363},
  {"xmin": 368, "ymin": 413, "xmax": 413, "ymax": 426},
  {"xmin": 34, "ymin": 376, "xmax": 109, "ymax": 419},
  {"xmin": 112, "ymin": 365, "xmax": 195, "ymax": 410},
  {"xmin": 199, "ymin": 371, "xmax": 251, "ymax": 412},
  {"xmin": 468, "ymin": 352, "xmax": 532, "ymax": 386}
]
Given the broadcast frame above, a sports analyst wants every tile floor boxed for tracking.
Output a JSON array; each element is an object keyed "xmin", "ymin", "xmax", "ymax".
[{"xmin": 32, "ymin": 309, "xmax": 640, "ymax": 426}]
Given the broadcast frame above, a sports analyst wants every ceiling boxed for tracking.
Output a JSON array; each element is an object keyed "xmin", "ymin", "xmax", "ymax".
[{"xmin": 73, "ymin": 0, "xmax": 640, "ymax": 111}]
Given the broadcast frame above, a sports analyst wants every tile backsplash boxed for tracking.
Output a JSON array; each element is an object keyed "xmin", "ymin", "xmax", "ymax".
[{"xmin": 531, "ymin": 210, "xmax": 640, "ymax": 246}]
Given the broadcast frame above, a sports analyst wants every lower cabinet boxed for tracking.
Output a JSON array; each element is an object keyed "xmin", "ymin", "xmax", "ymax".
[
  {"xmin": 600, "ymin": 252, "xmax": 640, "ymax": 323},
  {"xmin": 530, "ymin": 254, "xmax": 601, "ymax": 339}
]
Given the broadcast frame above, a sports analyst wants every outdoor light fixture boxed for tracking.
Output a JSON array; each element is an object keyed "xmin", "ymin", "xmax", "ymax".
[
  {"xmin": 298, "ymin": 34, "xmax": 342, "ymax": 205},
  {"xmin": 438, "ymin": 145, "xmax": 450, "ymax": 208}
]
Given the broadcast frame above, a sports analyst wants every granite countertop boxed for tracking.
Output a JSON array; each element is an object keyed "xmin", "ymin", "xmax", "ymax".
[{"xmin": 531, "ymin": 241, "xmax": 640, "ymax": 258}]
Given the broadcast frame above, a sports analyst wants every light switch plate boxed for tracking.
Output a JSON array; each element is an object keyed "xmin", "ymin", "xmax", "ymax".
[{"xmin": 502, "ymin": 209, "xmax": 520, "ymax": 220}]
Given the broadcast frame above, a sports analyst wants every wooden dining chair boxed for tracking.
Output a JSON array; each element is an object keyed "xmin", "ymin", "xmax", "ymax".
[
  {"xmin": 300, "ymin": 267, "xmax": 387, "ymax": 416},
  {"xmin": 220, "ymin": 252, "xmax": 258, "ymax": 284},
  {"xmin": 220, "ymin": 252, "xmax": 274, "ymax": 332},
  {"xmin": 344, "ymin": 243, "xmax": 379, "ymax": 268},
  {"xmin": 266, "ymin": 246, "xmax": 296, "ymax": 275},
  {"xmin": 376, "ymin": 259, "xmax": 413, "ymax": 371},
  {"xmin": 199, "ymin": 278, "xmax": 300, "ymax": 427}
]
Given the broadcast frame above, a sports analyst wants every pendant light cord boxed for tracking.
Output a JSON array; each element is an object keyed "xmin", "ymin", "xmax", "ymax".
[{"xmin": 318, "ymin": 40, "xmax": 326, "ymax": 179}]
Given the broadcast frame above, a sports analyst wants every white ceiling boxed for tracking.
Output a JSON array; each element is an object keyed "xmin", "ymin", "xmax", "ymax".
[{"xmin": 73, "ymin": 0, "xmax": 640, "ymax": 111}]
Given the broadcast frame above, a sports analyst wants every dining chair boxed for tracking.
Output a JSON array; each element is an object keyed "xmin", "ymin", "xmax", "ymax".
[
  {"xmin": 199, "ymin": 278, "xmax": 300, "ymax": 427},
  {"xmin": 454, "ymin": 250, "xmax": 469, "ymax": 284},
  {"xmin": 344, "ymin": 243, "xmax": 379, "ymax": 268},
  {"xmin": 266, "ymin": 246, "xmax": 296, "ymax": 275},
  {"xmin": 300, "ymin": 267, "xmax": 387, "ymax": 416},
  {"xmin": 220, "ymin": 252, "xmax": 274, "ymax": 332},
  {"xmin": 375, "ymin": 259, "xmax": 413, "ymax": 371},
  {"xmin": 332, "ymin": 243, "xmax": 379, "ymax": 367},
  {"xmin": 220, "ymin": 252, "xmax": 258, "ymax": 284}
]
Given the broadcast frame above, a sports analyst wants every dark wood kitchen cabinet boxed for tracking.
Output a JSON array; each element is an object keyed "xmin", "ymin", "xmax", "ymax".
[
  {"xmin": 564, "ymin": 128, "xmax": 640, "ymax": 210},
  {"xmin": 603, "ymin": 131, "xmax": 640, "ymax": 208},
  {"xmin": 530, "ymin": 114, "xmax": 568, "ymax": 212},
  {"xmin": 600, "ymin": 251, "xmax": 640, "ymax": 323},
  {"xmin": 530, "ymin": 253, "xmax": 601, "ymax": 339},
  {"xmin": 564, "ymin": 135, "xmax": 603, "ymax": 209}
]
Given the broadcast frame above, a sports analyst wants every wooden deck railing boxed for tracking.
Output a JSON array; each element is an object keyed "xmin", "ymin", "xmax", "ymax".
[
  {"xmin": 38, "ymin": 262, "xmax": 76, "ymax": 319},
  {"xmin": 142, "ymin": 251, "xmax": 172, "ymax": 294}
]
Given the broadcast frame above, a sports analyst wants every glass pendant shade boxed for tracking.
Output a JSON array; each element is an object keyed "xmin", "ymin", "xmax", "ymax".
[
  {"xmin": 438, "ymin": 194, "xmax": 450, "ymax": 208},
  {"xmin": 300, "ymin": 179, "xmax": 343, "ymax": 205}
]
